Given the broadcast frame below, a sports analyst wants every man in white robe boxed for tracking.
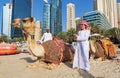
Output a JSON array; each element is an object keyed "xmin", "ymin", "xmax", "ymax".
[
  {"xmin": 73, "ymin": 20, "xmax": 90, "ymax": 71},
  {"xmin": 40, "ymin": 29, "xmax": 52, "ymax": 43}
]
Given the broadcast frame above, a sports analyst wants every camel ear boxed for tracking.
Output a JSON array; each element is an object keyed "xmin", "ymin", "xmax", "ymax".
[
  {"xmin": 23, "ymin": 17, "xmax": 34, "ymax": 23},
  {"xmin": 30, "ymin": 17, "xmax": 34, "ymax": 22}
]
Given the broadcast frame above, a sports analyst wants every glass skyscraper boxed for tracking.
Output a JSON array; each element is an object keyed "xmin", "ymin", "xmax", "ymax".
[
  {"xmin": 50, "ymin": 0, "xmax": 62, "ymax": 35},
  {"xmin": 11, "ymin": 0, "xmax": 32, "ymax": 38},
  {"xmin": 83, "ymin": 11, "xmax": 111, "ymax": 29},
  {"xmin": 43, "ymin": 0, "xmax": 50, "ymax": 33}
]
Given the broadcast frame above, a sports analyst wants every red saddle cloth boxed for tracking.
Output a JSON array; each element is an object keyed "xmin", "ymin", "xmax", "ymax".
[
  {"xmin": 107, "ymin": 44, "xmax": 115, "ymax": 58},
  {"xmin": 41, "ymin": 38, "xmax": 73, "ymax": 64}
]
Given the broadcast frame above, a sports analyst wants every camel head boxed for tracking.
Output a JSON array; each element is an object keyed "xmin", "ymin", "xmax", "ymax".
[
  {"xmin": 12, "ymin": 17, "xmax": 36, "ymax": 41},
  {"xmin": 12, "ymin": 17, "xmax": 34, "ymax": 29},
  {"xmin": 12, "ymin": 17, "xmax": 35, "ymax": 35}
]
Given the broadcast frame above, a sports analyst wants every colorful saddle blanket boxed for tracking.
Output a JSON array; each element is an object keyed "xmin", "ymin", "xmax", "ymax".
[{"xmin": 41, "ymin": 39, "xmax": 74, "ymax": 64}]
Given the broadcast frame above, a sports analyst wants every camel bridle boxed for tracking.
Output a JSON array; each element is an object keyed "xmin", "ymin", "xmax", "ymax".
[{"xmin": 20, "ymin": 21, "xmax": 35, "ymax": 40}]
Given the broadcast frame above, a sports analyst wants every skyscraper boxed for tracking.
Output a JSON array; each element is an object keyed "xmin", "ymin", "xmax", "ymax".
[
  {"xmin": 75, "ymin": 17, "xmax": 80, "ymax": 31},
  {"xmin": 94, "ymin": 0, "xmax": 118, "ymax": 28},
  {"xmin": 117, "ymin": 2, "xmax": 120, "ymax": 27},
  {"xmin": 66, "ymin": 3, "xmax": 76, "ymax": 31},
  {"xmin": 83, "ymin": 11, "xmax": 111, "ymax": 29},
  {"xmin": 35, "ymin": 21, "xmax": 42, "ymax": 41},
  {"xmin": 43, "ymin": 0, "xmax": 50, "ymax": 33},
  {"xmin": 2, "ymin": 3, "xmax": 12, "ymax": 39},
  {"xmin": 50, "ymin": 0, "xmax": 62, "ymax": 35},
  {"xmin": 11, "ymin": 0, "xmax": 32, "ymax": 38}
]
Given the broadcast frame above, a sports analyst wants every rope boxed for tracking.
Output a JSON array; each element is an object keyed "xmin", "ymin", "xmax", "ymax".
[{"xmin": 53, "ymin": 38, "xmax": 64, "ymax": 62}]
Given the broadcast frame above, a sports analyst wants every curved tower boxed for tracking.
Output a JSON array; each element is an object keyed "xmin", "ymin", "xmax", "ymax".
[
  {"xmin": 43, "ymin": 0, "xmax": 50, "ymax": 33},
  {"xmin": 50, "ymin": 0, "xmax": 62, "ymax": 35}
]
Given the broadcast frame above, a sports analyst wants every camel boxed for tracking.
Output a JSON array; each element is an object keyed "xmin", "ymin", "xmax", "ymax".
[
  {"xmin": 89, "ymin": 38, "xmax": 116, "ymax": 61},
  {"xmin": 12, "ymin": 17, "xmax": 74, "ymax": 69},
  {"xmin": 89, "ymin": 40, "xmax": 105, "ymax": 61}
]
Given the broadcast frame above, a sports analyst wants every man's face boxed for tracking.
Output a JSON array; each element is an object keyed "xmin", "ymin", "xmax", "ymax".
[{"xmin": 80, "ymin": 24, "xmax": 85, "ymax": 30}]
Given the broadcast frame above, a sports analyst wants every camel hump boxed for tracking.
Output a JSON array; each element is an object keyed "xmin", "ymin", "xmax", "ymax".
[{"xmin": 41, "ymin": 40, "xmax": 63, "ymax": 64}]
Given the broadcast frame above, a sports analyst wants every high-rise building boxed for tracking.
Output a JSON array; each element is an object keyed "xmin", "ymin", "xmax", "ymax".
[
  {"xmin": 66, "ymin": 3, "xmax": 76, "ymax": 31},
  {"xmin": 43, "ymin": 0, "xmax": 50, "ymax": 34},
  {"xmin": 2, "ymin": 3, "xmax": 12, "ymax": 39},
  {"xmin": 75, "ymin": 17, "xmax": 81, "ymax": 31},
  {"xmin": 75, "ymin": 17, "xmax": 80, "ymax": 31},
  {"xmin": 0, "ymin": 10, "xmax": 3, "ymax": 36},
  {"xmin": 35, "ymin": 21, "xmax": 42, "ymax": 41},
  {"xmin": 83, "ymin": 11, "xmax": 111, "ymax": 29},
  {"xmin": 117, "ymin": 3, "xmax": 120, "ymax": 27},
  {"xmin": 50, "ymin": 0, "xmax": 62, "ymax": 35},
  {"xmin": 11, "ymin": 0, "xmax": 32, "ymax": 38},
  {"xmin": 94, "ymin": 0, "xmax": 118, "ymax": 28}
]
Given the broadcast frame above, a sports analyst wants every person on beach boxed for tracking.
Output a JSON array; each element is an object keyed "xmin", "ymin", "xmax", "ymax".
[
  {"xmin": 73, "ymin": 20, "xmax": 90, "ymax": 71},
  {"xmin": 40, "ymin": 29, "xmax": 52, "ymax": 43}
]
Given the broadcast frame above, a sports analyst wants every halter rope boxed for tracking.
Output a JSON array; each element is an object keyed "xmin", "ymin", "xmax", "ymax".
[{"xmin": 20, "ymin": 22, "xmax": 34, "ymax": 39}]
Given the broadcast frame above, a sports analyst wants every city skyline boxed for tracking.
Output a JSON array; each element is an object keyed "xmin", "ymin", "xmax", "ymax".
[{"xmin": 0, "ymin": 0, "xmax": 93, "ymax": 32}]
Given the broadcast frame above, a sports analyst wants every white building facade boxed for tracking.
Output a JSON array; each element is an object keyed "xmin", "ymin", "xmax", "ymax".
[
  {"xmin": 66, "ymin": 3, "xmax": 76, "ymax": 31},
  {"xmin": 75, "ymin": 17, "xmax": 80, "ymax": 31},
  {"xmin": 117, "ymin": 3, "xmax": 120, "ymax": 27},
  {"xmin": 2, "ymin": 3, "xmax": 12, "ymax": 39},
  {"xmin": 94, "ymin": 0, "xmax": 118, "ymax": 28},
  {"xmin": 35, "ymin": 21, "xmax": 42, "ymax": 41}
]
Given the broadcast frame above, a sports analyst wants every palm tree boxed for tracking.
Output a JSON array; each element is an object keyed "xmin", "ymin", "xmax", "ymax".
[
  {"xmin": 104, "ymin": 28, "xmax": 117, "ymax": 38},
  {"xmin": 0, "ymin": 36, "xmax": 8, "ymax": 42},
  {"xmin": 66, "ymin": 28, "xmax": 77, "ymax": 44},
  {"xmin": 56, "ymin": 28, "xmax": 77, "ymax": 44},
  {"xmin": 104, "ymin": 27, "xmax": 120, "ymax": 44},
  {"xmin": 56, "ymin": 32, "xmax": 68, "ymax": 42},
  {"xmin": 89, "ymin": 23, "xmax": 102, "ymax": 34}
]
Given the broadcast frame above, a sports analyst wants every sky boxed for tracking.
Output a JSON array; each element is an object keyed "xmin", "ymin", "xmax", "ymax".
[{"xmin": 0, "ymin": 0, "xmax": 93, "ymax": 31}]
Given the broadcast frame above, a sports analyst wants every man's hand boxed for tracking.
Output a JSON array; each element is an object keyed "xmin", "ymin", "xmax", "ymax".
[{"xmin": 74, "ymin": 34, "xmax": 78, "ymax": 38}]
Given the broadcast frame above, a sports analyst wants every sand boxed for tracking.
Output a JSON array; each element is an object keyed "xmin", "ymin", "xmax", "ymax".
[{"xmin": 0, "ymin": 53, "xmax": 120, "ymax": 78}]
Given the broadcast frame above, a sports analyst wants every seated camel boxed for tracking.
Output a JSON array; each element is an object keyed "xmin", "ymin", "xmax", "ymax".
[
  {"xmin": 89, "ymin": 39, "xmax": 116, "ymax": 60},
  {"xmin": 12, "ymin": 17, "xmax": 74, "ymax": 68},
  {"xmin": 89, "ymin": 40, "xmax": 105, "ymax": 60}
]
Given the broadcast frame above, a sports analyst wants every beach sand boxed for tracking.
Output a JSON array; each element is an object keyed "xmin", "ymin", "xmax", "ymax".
[{"xmin": 0, "ymin": 53, "xmax": 120, "ymax": 78}]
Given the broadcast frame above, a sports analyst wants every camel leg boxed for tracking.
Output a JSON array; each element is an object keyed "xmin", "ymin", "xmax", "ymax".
[
  {"xmin": 34, "ymin": 57, "xmax": 42, "ymax": 64},
  {"xmin": 27, "ymin": 57, "xmax": 47, "ymax": 69},
  {"xmin": 47, "ymin": 63, "xmax": 62, "ymax": 70}
]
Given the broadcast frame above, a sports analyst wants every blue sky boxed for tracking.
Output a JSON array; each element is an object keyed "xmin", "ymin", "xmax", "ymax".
[{"xmin": 0, "ymin": 0, "xmax": 93, "ymax": 31}]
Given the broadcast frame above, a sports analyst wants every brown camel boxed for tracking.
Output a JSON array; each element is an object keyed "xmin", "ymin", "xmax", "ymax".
[
  {"xmin": 12, "ymin": 17, "xmax": 74, "ymax": 69},
  {"xmin": 89, "ymin": 39, "xmax": 116, "ymax": 61}
]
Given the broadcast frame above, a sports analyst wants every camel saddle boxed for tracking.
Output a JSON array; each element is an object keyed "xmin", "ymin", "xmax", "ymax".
[{"xmin": 41, "ymin": 39, "xmax": 74, "ymax": 64}]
